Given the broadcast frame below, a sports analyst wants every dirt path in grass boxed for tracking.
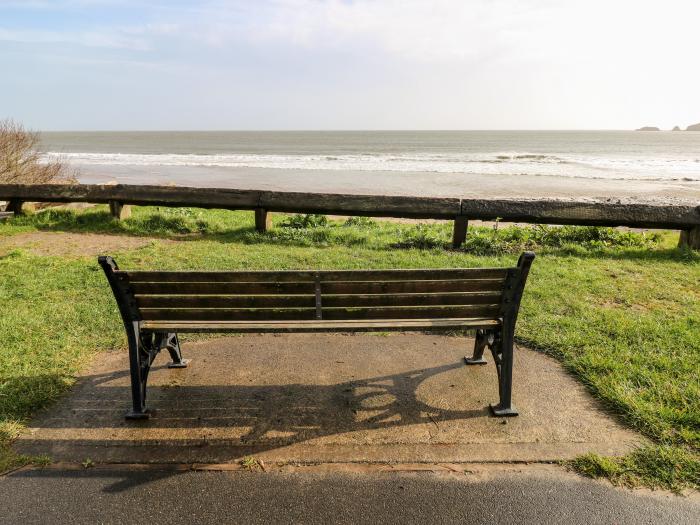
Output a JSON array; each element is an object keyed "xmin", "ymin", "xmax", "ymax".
[{"xmin": 0, "ymin": 231, "xmax": 165, "ymax": 257}]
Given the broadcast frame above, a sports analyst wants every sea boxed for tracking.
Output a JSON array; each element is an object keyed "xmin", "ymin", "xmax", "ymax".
[{"xmin": 38, "ymin": 131, "xmax": 700, "ymax": 200}]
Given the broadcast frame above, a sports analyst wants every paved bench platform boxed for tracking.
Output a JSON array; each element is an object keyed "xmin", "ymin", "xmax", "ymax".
[{"xmin": 15, "ymin": 333, "xmax": 643, "ymax": 464}]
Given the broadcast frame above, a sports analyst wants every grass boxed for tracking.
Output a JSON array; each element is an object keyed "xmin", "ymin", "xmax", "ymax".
[
  {"xmin": 568, "ymin": 445, "xmax": 699, "ymax": 493},
  {"xmin": 0, "ymin": 206, "xmax": 698, "ymax": 491},
  {"xmin": 1, "ymin": 207, "xmax": 663, "ymax": 254}
]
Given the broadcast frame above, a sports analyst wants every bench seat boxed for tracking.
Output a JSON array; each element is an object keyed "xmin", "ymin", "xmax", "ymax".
[
  {"xmin": 140, "ymin": 317, "xmax": 502, "ymax": 333},
  {"xmin": 99, "ymin": 253, "xmax": 534, "ymax": 420}
]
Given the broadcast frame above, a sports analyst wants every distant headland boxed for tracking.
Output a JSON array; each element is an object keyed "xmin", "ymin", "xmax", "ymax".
[{"xmin": 636, "ymin": 123, "xmax": 700, "ymax": 131}]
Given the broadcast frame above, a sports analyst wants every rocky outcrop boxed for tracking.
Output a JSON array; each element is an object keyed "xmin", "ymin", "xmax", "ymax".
[
  {"xmin": 686, "ymin": 123, "xmax": 700, "ymax": 131},
  {"xmin": 636, "ymin": 126, "xmax": 660, "ymax": 131},
  {"xmin": 672, "ymin": 126, "xmax": 681, "ymax": 131}
]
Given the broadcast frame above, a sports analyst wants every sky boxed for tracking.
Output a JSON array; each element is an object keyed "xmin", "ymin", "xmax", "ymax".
[{"xmin": 0, "ymin": 0, "xmax": 699, "ymax": 131}]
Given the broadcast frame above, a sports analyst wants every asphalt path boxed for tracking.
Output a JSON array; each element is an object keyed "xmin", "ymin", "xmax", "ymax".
[{"xmin": 1, "ymin": 466, "xmax": 698, "ymax": 524}]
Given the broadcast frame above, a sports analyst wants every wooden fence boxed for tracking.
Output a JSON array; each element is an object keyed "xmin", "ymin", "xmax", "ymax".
[{"xmin": 1, "ymin": 183, "xmax": 699, "ymax": 248}]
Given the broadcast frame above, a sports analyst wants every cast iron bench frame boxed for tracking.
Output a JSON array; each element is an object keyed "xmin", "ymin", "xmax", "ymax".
[{"xmin": 99, "ymin": 252, "xmax": 534, "ymax": 420}]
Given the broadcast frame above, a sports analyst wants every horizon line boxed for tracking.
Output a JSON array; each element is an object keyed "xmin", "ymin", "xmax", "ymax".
[{"xmin": 36, "ymin": 128, "xmax": 695, "ymax": 133}]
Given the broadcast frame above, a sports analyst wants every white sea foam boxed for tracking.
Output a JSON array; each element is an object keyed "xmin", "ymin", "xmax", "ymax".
[{"xmin": 42, "ymin": 151, "xmax": 700, "ymax": 182}]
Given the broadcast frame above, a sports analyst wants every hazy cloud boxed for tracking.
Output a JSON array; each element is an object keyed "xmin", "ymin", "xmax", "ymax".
[{"xmin": 1, "ymin": 0, "xmax": 699, "ymax": 129}]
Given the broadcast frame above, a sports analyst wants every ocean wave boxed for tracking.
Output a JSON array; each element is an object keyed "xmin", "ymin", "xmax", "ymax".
[{"xmin": 42, "ymin": 151, "xmax": 700, "ymax": 182}]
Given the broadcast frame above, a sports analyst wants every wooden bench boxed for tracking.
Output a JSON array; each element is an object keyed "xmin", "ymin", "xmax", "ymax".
[{"xmin": 98, "ymin": 253, "xmax": 535, "ymax": 419}]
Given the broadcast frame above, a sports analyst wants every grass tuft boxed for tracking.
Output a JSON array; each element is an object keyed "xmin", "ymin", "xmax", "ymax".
[
  {"xmin": 343, "ymin": 216, "xmax": 377, "ymax": 228},
  {"xmin": 568, "ymin": 445, "xmax": 700, "ymax": 493},
  {"xmin": 393, "ymin": 224, "xmax": 448, "ymax": 250},
  {"xmin": 280, "ymin": 213, "xmax": 329, "ymax": 229}
]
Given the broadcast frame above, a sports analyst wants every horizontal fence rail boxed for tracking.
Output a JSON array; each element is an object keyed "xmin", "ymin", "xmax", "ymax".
[{"xmin": 1, "ymin": 183, "xmax": 699, "ymax": 248}]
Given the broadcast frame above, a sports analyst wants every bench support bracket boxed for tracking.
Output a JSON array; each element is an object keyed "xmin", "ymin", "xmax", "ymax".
[
  {"xmin": 125, "ymin": 326, "xmax": 160, "ymax": 420},
  {"xmin": 464, "ymin": 327, "xmax": 517, "ymax": 416},
  {"xmin": 164, "ymin": 333, "xmax": 190, "ymax": 368},
  {"xmin": 125, "ymin": 330, "xmax": 190, "ymax": 419},
  {"xmin": 463, "ymin": 252, "xmax": 534, "ymax": 417},
  {"xmin": 98, "ymin": 255, "xmax": 190, "ymax": 420},
  {"xmin": 464, "ymin": 328, "xmax": 491, "ymax": 365},
  {"xmin": 489, "ymin": 317, "xmax": 518, "ymax": 417}
]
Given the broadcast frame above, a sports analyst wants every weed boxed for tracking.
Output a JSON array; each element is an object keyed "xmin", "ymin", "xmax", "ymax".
[
  {"xmin": 393, "ymin": 224, "xmax": 447, "ymax": 250},
  {"xmin": 343, "ymin": 216, "xmax": 377, "ymax": 228},
  {"xmin": 280, "ymin": 214, "xmax": 328, "ymax": 229}
]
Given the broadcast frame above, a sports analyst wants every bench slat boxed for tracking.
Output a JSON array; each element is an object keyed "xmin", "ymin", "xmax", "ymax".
[
  {"xmin": 324, "ymin": 291, "xmax": 502, "ymax": 307},
  {"xmin": 140, "ymin": 308, "xmax": 315, "ymax": 321},
  {"xmin": 325, "ymin": 305, "xmax": 500, "ymax": 320},
  {"xmin": 137, "ymin": 294, "xmax": 316, "ymax": 308},
  {"xmin": 131, "ymin": 281, "xmax": 316, "ymax": 295},
  {"xmin": 123, "ymin": 267, "xmax": 509, "ymax": 283},
  {"xmin": 319, "ymin": 280, "xmax": 504, "ymax": 295},
  {"xmin": 135, "ymin": 291, "xmax": 502, "ymax": 309},
  {"xmin": 131, "ymin": 279, "xmax": 505, "ymax": 296},
  {"xmin": 139, "ymin": 304, "xmax": 501, "ymax": 321},
  {"xmin": 139, "ymin": 318, "xmax": 502, "ymax": 333}
]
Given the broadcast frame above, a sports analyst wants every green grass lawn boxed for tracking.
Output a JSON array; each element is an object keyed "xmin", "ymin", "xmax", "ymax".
[{"xmin": 0, "ymin": 206, "xmax": 698, "ymax": 491}]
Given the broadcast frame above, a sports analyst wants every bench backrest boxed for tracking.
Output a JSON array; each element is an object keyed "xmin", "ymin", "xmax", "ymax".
[{"xmin": 98, "ymin": 253, "xmax": 534, "ymax": 324}]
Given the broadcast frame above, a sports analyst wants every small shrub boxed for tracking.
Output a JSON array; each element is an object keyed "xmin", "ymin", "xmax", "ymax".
[
  {"xmin": 252, "ymin": 227, "xmax": 332, "ymax": 246},
  {"xmin": 128, "ymin": 213, "xmax": 206, "ymax": 235},
  {"xmin": 462, "ymin": 225, "xmax": 661, "ymax": 255},
  {"xmin": 0, "ymin": 119, "xmax": 75, "ymax": 184},
  {"xmin": 343, "ymin": 216, "xmax": 377, "ymax": 228},
  {"xmin": 530, "ymin": 225, "xmax": 660, "ymax": 249},
  {"xmin": 9, "ymin": 208, "xmax": 116, "ymax": 232},
  {"xmin": 393, "ymin": 224, "xmax": 447, "ymax": 250},
  {"xmin": 280, "ymin": 214, "xmax": 328, "ymax": 229}
]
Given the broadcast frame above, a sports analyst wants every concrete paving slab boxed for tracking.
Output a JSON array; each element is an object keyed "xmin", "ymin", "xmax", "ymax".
[{"xmin": 15, "ymin": 334, "xmax": 643, "ymax": 464}]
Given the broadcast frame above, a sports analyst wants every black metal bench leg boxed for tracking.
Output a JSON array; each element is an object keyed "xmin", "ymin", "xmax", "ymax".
[
  {"xmin": 163, "ymin": 333, "xmax": 190, "ymax": 368},
  {"xmin": 464, "ymin": 328, "xmax": 490, "ymax": 365},
  {"xmin": 489, "ymin": 318, "xmax": 518, "ymax": 417},
  {"xmin": 126, "ymin": 322, "xmax": 152, "ymax": 420}
]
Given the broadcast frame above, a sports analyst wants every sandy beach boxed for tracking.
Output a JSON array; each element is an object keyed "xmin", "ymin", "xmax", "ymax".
[{"xmin": 75, "ymin": 165, "xmax": 700, "ymax": 206}]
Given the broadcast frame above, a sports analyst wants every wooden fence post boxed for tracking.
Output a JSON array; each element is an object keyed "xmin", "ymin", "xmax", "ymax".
[
  {"xmin": 678, "ymin": 227, "xmax": 700, "ymax": 250},
  {"xmin": 452, "ymin": 216, "xmax": 469, "ymax": 248},
  {"xmin": 109, "ymin": 201, "xmax": 131, "ymax": 220},
  {"xmin": 7, "ymin": 199, "xmax": 34, "ymax": 215},
  {"xmin": 255, "ymin": 208, "xmax": 272, "ymax": 232}
]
